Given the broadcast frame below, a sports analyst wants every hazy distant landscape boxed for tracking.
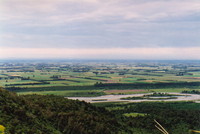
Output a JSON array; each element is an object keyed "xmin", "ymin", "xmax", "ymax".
[{"xmin": 1, "ymin": 60, "xmax": 200, "ymax": 97}]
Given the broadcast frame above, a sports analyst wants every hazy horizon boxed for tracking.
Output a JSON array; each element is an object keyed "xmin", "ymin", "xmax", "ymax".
[{"xmin": 1, "ymin": 0, "xmax": 200, "ymax": 60}]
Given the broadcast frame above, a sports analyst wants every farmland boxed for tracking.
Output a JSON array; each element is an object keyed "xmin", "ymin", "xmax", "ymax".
[{"xmin": 0, "ymin": 60, "xmax": 200, "ymax": 96}]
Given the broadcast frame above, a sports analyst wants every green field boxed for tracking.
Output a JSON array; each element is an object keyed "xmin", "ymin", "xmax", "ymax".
[
  {"xmin": 0, "ymin": 60, "xmax": 200, "ymax": 97},
  {"xmin": 123, "ymin": 112, "xmax": 147, "ymax": 117},
  {"xmin": 18, "ymin": 89, "xmax": 105, "ymax": 97}
]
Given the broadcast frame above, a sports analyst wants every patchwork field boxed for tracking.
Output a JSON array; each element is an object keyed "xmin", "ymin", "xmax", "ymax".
[
  {"xmin": 0, "ymin": 60, "xmax": 200, "ymax": 97},
  {"xmin": 104, "ymin": 89, "xmax": 147, "ymax": 94}
]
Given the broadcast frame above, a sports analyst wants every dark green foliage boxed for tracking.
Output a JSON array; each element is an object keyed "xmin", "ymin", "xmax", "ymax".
[
  {"xmin": 66, "ymin": 91, "xmax": 106, "ymax": 97},
  {"xmin": 94, "ymin": 81, "xmax": 200, "ymax": 89},
  {"xmin": 5, "ymin": 81, "xmax": 50, "ymax": 86},
  {"xmin": 144, "ymin": 92, "xmax": 175, "ymax": 97},
  {"xmin": 96, "ymin": 102, "xmax": 200, "ymax": 134},
  {"xmin": 2, "ymin": 87, "xmax": 200, "ymax": 134},
  {"xmin": 0, "ymin": 88, "xmax": 123, "ymax": 134},
  {"xmin": 121, "ymin": 93, "xmax": 179, "ymax": 100},
  {"xmin": 6, "ymin": 86, "xmax": 98, "ymax": 92},
  {"xmin": 182, "ymin": 90, "xmax": 200, "ymax": 94},
  {"xmin": 121, "ymin": 97, "xmax": 144, "ymax": 100}
]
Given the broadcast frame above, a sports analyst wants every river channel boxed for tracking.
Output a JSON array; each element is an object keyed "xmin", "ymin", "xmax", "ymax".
[{"xmin": 67, "ymin": 93, "xmax": 200, "ymax": 103}]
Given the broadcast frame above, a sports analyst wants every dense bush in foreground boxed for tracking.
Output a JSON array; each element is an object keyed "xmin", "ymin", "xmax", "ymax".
[
  {"xmin": 95, "ymin": 101, "xmax": 200, "ymax": 134},
  {"xmin": 0, "ymin": 88, "xmax": 123, "ymax": 134}
]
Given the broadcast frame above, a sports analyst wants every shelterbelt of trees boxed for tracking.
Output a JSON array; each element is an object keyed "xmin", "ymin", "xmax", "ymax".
[{"xmin": 0, "ymin": 87, "xmax": 124, "ymax": 134}]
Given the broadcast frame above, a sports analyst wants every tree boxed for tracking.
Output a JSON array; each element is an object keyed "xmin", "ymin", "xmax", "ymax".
[{"xmin": 93, "ymin": 72, "xmax": 99, "ymax": 75}]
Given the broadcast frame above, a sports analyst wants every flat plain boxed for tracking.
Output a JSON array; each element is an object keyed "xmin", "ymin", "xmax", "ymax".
[{"xmin": 0, "ymin": 60, "xmax": 200, "ymax": 97}]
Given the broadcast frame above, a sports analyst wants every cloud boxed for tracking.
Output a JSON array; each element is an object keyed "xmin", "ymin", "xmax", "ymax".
[
  {"xmin": 1, "ymin": 0, "xmax": 200, "ymax": 25},
  {"xmin": 0, "ymin": 0, "xmax": 200, "ymax": 53},
  {"xmin": 1, "ymin": 21, "xmax": 200, "ymax": 48}
]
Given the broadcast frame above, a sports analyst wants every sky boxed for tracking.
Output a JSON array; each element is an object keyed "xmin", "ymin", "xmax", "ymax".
[{"xmin": 0, "ymin": 0, "xmax": 200, "ymax": 60}]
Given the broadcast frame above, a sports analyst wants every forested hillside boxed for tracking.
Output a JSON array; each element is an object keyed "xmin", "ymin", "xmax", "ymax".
[
  {"xmin": 0, "ymin": 88, "xmax": 124, "ymax": 134},
  {"xmin": 1, "ymin": 87, "xmax": 200, "ymax": 134}
]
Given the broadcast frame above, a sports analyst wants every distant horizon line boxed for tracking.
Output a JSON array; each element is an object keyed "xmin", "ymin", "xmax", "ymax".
[{"xmin": 1, "ymin": 58, "xmax": 200, "ymax": 61}]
